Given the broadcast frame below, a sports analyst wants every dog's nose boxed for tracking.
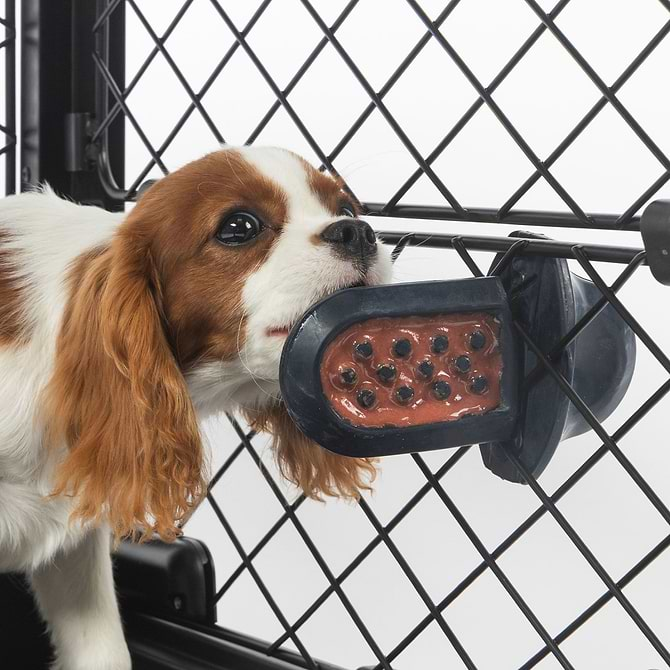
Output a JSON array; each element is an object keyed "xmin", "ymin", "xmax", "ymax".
[{"xmin": 320, "ymin": 219, "xmax": 377, "ymax": 260}]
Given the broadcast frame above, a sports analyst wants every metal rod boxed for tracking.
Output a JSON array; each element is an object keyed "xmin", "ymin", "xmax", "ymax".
[
  {"xmin": 524, "ymin": 0, "xmax": 670, "ymax": 173},
  {"xmin": 369, "ymin": 202, "xmax": 642, "ymax": 231},
  {"xmin": 377, "ymin": 229, "xmax": 645, "ymax": 265},
  {"xmin": 4, "ymin": 0, "xmax": 15, "ymax": 195},
  {"xmin": 215, "ymin": 495, "xmax": 306, "ymax": 603}
]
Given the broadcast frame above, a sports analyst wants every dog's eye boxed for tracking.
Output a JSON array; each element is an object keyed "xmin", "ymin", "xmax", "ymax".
[
  {"xmin": 339, "ymin": 205, "xmax": 355, "ymax": 218},
  {"xmin": 216, "ymin": 212, "xmax": 263, "ymax": 246}
]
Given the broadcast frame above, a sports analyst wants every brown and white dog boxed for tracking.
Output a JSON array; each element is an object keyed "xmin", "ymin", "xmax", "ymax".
[{"xmin": 0, "ymin": 146, "xmax": 392, "ymax": 669}]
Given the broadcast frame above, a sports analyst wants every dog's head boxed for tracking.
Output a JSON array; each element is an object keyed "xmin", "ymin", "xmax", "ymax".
[
  {"xmin": 133, "ymin": 146, "xmax": 392, "ymax": 407},
  {"xmin": 46, "ymin": 147, "xmax": 391, "ymax": 540}
]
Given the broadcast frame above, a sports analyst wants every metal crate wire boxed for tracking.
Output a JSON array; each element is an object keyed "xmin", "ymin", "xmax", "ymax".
[
  {"xmin": 69, "ymin": 1, "xmax": 670, "ymax": 668},
  {"xmin": 0, "ymin": 0, "xmax": 15, "ymax": 196}
]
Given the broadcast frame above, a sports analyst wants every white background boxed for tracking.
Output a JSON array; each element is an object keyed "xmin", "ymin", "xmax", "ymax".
[{"xmin": 5, "ymin": 1, "xmax": 670, "ymax": 668}]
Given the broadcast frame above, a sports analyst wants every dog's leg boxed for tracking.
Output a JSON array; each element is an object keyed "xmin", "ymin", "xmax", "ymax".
[{"xmin": 29, "ymin": 526, "xmax": 131, "ymax": 670}]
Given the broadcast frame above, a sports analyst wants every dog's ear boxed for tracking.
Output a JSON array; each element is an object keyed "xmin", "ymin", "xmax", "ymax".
[
  {"xmin": 244, "ymin": 402, "xmax": 377, "ymax": 500},
  {"xmin": 44, "ymin": 228, "xmax": 206, "ymax": 542}
]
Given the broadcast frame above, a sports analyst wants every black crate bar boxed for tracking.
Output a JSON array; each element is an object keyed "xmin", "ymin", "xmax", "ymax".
[
  {"xmin": 1, "ymin": 0, "xmax": 15, "ymax": 195},
  {"xmin": 21, "ymin": 0, "xmax": 125, "ymax": 208}
]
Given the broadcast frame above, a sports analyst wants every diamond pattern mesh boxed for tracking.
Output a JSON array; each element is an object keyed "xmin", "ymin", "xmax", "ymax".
[{"xmin": 88, "ymin": 2, "xmax": 670, "ymax": 667}]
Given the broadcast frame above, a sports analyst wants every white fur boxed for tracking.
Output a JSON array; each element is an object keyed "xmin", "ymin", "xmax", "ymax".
[{"xmin": 0, "ymin": 148, "xmax": 392, "ymax": 669}]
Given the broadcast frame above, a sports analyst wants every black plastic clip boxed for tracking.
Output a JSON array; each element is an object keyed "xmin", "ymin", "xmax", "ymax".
[
  {"xmin": 65, "ymin": 112, "xmax": 94, "ymax": 172},
  {"xmin": 114, "ymin": 536, "xmax": 216, "ymax": 625},
  {"xmin": 641, "ymin": 200, "xmax": 670, "ymax": 286}
]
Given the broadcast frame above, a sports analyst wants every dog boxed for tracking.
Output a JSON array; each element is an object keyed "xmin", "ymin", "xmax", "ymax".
[{"xmin": 0, "ymin": 146, "xmax": 392, "ymax": 670}]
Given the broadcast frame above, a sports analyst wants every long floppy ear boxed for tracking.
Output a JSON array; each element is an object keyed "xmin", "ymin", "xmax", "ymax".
[
  {"xmin": 244, "ymin": 402, "xmax": 377, "ymax": 500},
  {"xmin": 44, "ymin": 231, "xmax": 206, "ymax": 542}
]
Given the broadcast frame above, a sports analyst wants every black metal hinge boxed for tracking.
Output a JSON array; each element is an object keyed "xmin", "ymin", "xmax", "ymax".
[{"xmin": 65, "ymin": 112, "xmax": 96, "ymax": 172}]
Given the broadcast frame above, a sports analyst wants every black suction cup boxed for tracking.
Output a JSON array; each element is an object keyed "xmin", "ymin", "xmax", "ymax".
[{"xmin": 480, "ymin": 231, "xmax": 636, "ymax": 482}]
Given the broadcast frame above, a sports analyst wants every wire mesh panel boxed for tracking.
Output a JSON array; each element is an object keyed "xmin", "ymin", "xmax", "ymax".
[
  {"xmin": 86, "ymin": 2, "xmax": 670, "ymax": 668},
  {"xmin": 0, "ymin": 0, "xmax": 15, "ymax": 195}
]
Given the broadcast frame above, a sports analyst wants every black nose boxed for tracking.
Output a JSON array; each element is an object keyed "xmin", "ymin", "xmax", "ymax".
[{"xmin": 320, "ymin": 219, "xmax": 377, "ymax": 261}]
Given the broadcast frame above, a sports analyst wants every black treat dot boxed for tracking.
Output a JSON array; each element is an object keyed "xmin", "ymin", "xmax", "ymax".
[
  {"xmin": 339, "ymin": 367, "xmax": 358, "ymax": 386},
  {"xmin": 470, "ymin": 375, "xmax": 488, "ymax": 394},
  {"xmin": 377, "ymin": 363, "xmax": 397, "ymax": 383},
  {"xmin": 417, "ymin": 360, "xmax": 435, "ymax": 380},
  {"xmin": 470, "ymin": 330, "xmax": 486, "ymax": 350},
  {"xmin": 431, "ymin": 335, "xmax": 449, "ymax": 354},
  {"xmin": 396, "ymin": 386, "xmax": 415, "ymax": 404},
  {"xmin": 357, "ymin": 389, "xmax": 376, "ymax": 409},
  {"xmin": 392, "ymin": 338, "xmax": 412, "ymax": 358},
  {"xmin": 455, "ymin": 355, "xmax": 471, "ymax": 373},
  {"xmin": 432, "ymin": 380, "xmax": 451, "ymax": 400},
  {"xmin": 354, "ymin": 340, "xmax": 373, "ymax": 359}
]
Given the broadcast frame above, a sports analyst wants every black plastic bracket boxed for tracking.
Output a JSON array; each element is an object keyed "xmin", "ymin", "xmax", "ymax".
[
  {"xmin": 65, "ymin": 112, "xmax": 93, "ymax": 172},
  {"xmin": 640, "ymin": 200, "xmax": 670, "ymax": 285},
  {"xmin": 124, "ymin": 613, "xmax": 348, "ymax": 670},
  {"xmin": 21, "ymin": 0, "xmax": 124, "ymax": 209},
  {"xmin": 114, "ymin": 537, "xmax": 217, "ymax": 626}
]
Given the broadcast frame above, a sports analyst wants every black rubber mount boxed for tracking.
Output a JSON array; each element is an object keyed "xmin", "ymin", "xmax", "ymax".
[{"xmin": 480, "ymin": 231, "xmax": 637, "ymax": 483}]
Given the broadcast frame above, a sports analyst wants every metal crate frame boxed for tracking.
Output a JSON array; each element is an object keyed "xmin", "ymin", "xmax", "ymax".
[
  {"xmin": 1, "ymin": 0, "xmax": 15, "ymax": 195},
  {"xmin": 11, "ymin": 1, "xmax": 670, "ymax": 669}
]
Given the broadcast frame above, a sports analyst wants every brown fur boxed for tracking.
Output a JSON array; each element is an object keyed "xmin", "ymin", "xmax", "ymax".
[
  {"xmin": 243, "ymin": 402, "xmax": 377, "ymax": 500},
  {"xmin": 0, "ymin": 229, "xmax": 30, "ymax": 345},
  {"xmin": 42, "ymin": 148, "xmax": 375, "ymax": 541},
  {"xmin": 142, "ymin": 150, "xmax": 288, "ymax": 369},
  {"xmin": 305, "ymin": 163, "xmax": 359, "ymax": 219},
  {"xmin": 44, "ymin": 234, "xmax": 205, "ymax": 542},
  {"xmin": 306, "ymin": 167, "xmax": 360, "ymax": 248}
]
